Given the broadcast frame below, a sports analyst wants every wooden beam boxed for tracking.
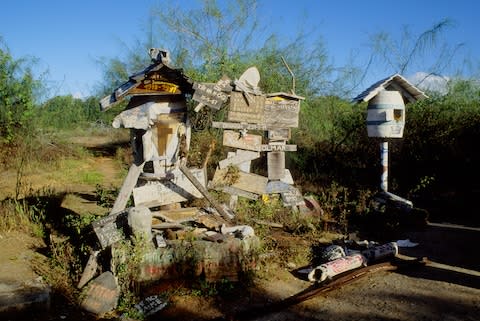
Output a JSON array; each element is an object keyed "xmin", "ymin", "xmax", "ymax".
[{"xmin": 110, "ymin": 163, "xmax": 144, "ymax": 215}]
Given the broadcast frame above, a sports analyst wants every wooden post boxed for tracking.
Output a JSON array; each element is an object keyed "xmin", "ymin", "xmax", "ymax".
[
  {"xmin": 380, "ymin": 141, "xmax": 388, "ymax": 192},
  {"xmin": 110, "ymin": 163, "xmax": 144, "ymax": 214},
  {"xmin": 179, "ymin": 163, "xmax": 232, "ymax": 221}
]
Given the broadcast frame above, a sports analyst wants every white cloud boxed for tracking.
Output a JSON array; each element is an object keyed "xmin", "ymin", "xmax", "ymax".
[{"xmin": 408, "ymin": 72, "xmax": 449, "ymax": 95}]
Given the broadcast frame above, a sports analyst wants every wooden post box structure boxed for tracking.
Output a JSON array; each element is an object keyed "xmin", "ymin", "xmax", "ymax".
[{"xmin": 353, "ymin": 73, "xmax": 427, "ymax": 202}]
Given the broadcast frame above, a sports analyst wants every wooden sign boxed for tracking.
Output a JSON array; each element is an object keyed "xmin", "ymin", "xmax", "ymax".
[
  {"xmin": 92, "ymin": 209, "xmax": 129, "ymax": 249},
  {"xmin": 260, "ymin": 144, "xmax": 297, "ymax": 152},
  {"xmin": 222, "ymin": 130, "xmax": 262, "ymax": 151},
  {"xmin": 131, "ymin": 72, "xmax": 181, "ymax": 95},
  {"xmin": 268, "ymin": 128, "xmax": 291, "ymax": 141},
  {"xmin": 212, "ymin": 121, "xmax": 269, "ymax": 131},
  {"xmin": 192, "ymin": 77, "xmax": 232, "ymax": 110},
  {"xmin": 264, "ymin": 96, "xmax": 300, "ymax": 128},
  {"xmin": 267, "ymin": 151, "xmax": 285, "ymax": 180},
  {"xmin": 219, "ymin": 150, "xmax": 260, "ymax": 169},
  {"xmin": 133, "ymin": 168, "xmax": 205, "ymax": 207},
  {"xmin": 227, "ymin": 91, "xmax": 265, "ymax": 124},
  {"xmin": 211, "ymin": 168, "xmax": 268, "ymax": 195}
]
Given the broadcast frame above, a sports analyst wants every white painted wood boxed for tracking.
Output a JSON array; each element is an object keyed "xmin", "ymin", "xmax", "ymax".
[
  {"xmin": 219, "ymin": 150, "xmax": 260, "ymax": 169},
  {"xmin": 110, "ymin": 163, "xmax": 144, "ymax": 215}
]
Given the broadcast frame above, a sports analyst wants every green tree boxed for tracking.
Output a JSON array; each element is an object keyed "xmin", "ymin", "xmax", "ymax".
[{"xmin": 0, "ymin": 41, "xmax": 41, "ymax": 142}]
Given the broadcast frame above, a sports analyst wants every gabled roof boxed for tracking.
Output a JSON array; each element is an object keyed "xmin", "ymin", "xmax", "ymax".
[
  {"xmin": 352, "ymin": 73, "xmax": 429, "ymax": 104},
  {"xmin": 100, "ymin": 60, "xmax": 193, "ymax": 111}
]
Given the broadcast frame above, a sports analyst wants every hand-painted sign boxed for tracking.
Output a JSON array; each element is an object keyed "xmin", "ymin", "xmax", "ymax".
[
  {"xmin": 222, "ymin": 130, "xmax": 263, "ymax": 151},
  {"xmin": 92, "ymin": 209, "xmax": 129, "ymax": 249},
  {"xmin": 264, "ymin": 95, "xmax": 300, "ymax": 128},
  {"xmin": 193, "ymin": 76, "xmax": 232, "ymax": 110},
  {"xmin": 227, "ymin": 91, "xmax": 265, "ymax": 124}
]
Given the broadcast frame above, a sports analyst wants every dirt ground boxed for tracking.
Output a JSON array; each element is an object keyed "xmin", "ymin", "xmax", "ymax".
[{"xmin": 0, "ymin": 135, "xmax": 479, "ymax": 321}]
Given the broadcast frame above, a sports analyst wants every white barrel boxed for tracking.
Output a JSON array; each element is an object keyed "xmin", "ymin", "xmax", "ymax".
[{"xmin": 367, "ymin": 90, "xmax": 405, "ymax": 138}]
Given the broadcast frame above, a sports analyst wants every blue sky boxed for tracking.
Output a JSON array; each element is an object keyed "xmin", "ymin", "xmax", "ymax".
[{"xmin": 0, "ymin": 0, "xmax": 478, "ymax": 99}]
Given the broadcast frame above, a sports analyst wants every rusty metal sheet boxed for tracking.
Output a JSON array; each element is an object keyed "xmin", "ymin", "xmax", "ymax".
[
  {"xmin": 264, "ymin": 97, "xmax": 300, "ymax": 128},
  {"xmin": 227, "ymin": 91, "xmax": 265, "ymax": 124},
  {"xmin": 222, "ymin": 130, "xmax": 263, "ymax": 151},
  {"xmin": 267, "ymin": 151, "xmax": 285, "ymax": 180},
  {"xmin": 133, "ymin": 168, "xmax": 205, "ymax": 207}
]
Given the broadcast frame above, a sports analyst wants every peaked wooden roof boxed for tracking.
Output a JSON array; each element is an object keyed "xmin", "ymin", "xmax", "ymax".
[
  {"xmin": 352, "ymin": 73, "xmax": 428, "ymax": 104},
  {"xmin": 100, "ymin": 60, "xmax": 193, "ymax": 111}
]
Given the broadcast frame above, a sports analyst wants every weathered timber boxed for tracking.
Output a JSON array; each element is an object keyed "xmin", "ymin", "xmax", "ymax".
[
  {"xmin": 110, "ymin": 163, "xmax": 144, "ymax": 215},
  {"xmin": 152, "ymin": 207, "xmax": 199, "ymax": 223},
  {"xmin": 219, "ymin": 150, "xmax": 260, "ymax": 169},
  {"xmin": 221, "ymin": 185, "xmax": 260, "ymax": 200},
  {"xmin": 211, "ymin": 168, "xmax": 268, "ymax": 195},
  {"xmin": 133, "ymin": 168, "xmax": 205, "ymax": 207},
  {"xmin": 264, "ymin": 96, "xmax": 300, "ymax": 128},
  {"xmin": 212, "ymin": 121, "xmax": 269, "ymax": 131},
  {"xmin": 179, "ymin": 164, "xmax": 232, "ymax": 221},
  {"xmin": 151, "ymin": 222, "xmax": 186, "ymax": 230},
  {"xmin": 222, "ymin": 130, "xmax": 263, "ymax": 151},
  {"xmin": 260, "ymin": 144, "xmax": 297, "ymax": 152},
  {"xmin": 267, "ymin": 151, "xmax": 285, "ymax": 180},
  {"xmin": 227, "ymin": 91, "xmax": 265, "ymax": 123},
  {"xmin": 268, "ymin": 128, "xmax": 291, "ymax": 140},
  {"xmin": 192, "ymin": 76, "xmax": 232, "ymax": 111}
]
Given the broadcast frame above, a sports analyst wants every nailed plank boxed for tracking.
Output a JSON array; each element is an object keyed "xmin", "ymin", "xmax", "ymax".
[
  {"xmin": 110, "ymin": 163, "xmax": 144, "ymax": 215},
  {"xmin": 192, "ymin": 76, "xmax": 232, "ymax": 110},
  {"xmin": 219, "ymin": 150, "xmax": 260, "ymax": 169},
  {"xmin": 211, "ymin": 168, "xmax": 268, "ymax": 195},
  {"xmin": 221, "ymin": 185, "xmax": 260, "ymax": 200},
  {"xmin": 152, "ymin": 207, "xmax": 199, "ymax": 223},
  {"xmin": 223, "ymin": 130, "xmax": 262, "ymax": 151},
  {"xmin": 264, "ymin": 97, "xmax": 300, "ymax": 128},
  {"xmin": 227, "ymin": 91, "xmax": 265, "ymax": 124},
  {"xmin": 212, "ymin": 121, "xmax": 269, "ymax": 131},
  {"xmin": 268, "ymin": 128, "xmax": 291, "ymax": 141},
  {"xmin": 260, "ymin": 144, "xmax": 297, "ymax": 152},
  {"xmin": 133, "ymin": 168, "xmax": 205, "ymax": 207}
]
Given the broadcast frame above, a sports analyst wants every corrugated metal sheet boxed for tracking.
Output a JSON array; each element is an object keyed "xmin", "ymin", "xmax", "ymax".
[{"xmin": 352, "ymin": 73, "xmax": 428, "ymax": 103}]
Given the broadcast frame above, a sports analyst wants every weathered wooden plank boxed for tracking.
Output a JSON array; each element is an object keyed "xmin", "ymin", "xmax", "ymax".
[
  {"xmin": 192, "ymin": 76, "xmax": 232, "ymax": 110},
  {"xmin": 222, "ymin": 130, "xmax": 263, "ymax": 151},
  {"xmin": 219, "ymin": 150, "xmax": 260, "ymax": 169},
  {"xmin": 267, "ymin": 151, "xmax": 285, "ymax": 180},
  {"xmin": 110, "ymin": 163, "xmax": 144, "ymax": 215},
  {"xmin": 211, "ymin": 168, "xmax": 268, "ymax": 195},
  {"xmin": 133, "ymin": 168, "xmax": 205, "ymax": 207},
  {"xmin": 227, "ymin": 91, "xmax": 265, "ymax": 124},
  {"xmin": 260, "ymin": 144, "xmax": 297, "ymax": 152},
  {"xmin": 268, "ymin": 128, "xmax": 291, "ymax": 141},
  {"xmin": 152, "ymin": 207, "xmax": 199, "ymax": 223},
  {"xmin": 212, "ymin": 121, "xmax": 269, "ymax": 131},
  {"xmin": 221, "ymin": 185, "xmax": 260, "ymax": 200},
  {"xmin": 179, "ymin": 164, "xmax": 232, "ymax": 221},
  {"xmin": 264, "ymin": 97, "xmax": 300, "ymax": 128}
]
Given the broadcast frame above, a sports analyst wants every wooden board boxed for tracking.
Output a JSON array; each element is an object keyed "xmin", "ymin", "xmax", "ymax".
[
  {"xmin": 130, "ymin": 72, "xmax": 182, "ymax": 95},
  {"xmin": 260, "ymin": 144, "xmax": 297, "ymax": 152},
  {"xmin": 264, "ymin": 96, "xmax": 300, "ymax": 128},
  {"xmin": 210, "ymin": 168, "xmax": 268, "ymax": 195},
  {"xmin": 192, "ymin": 77, "xmax": 231, "ymax": 110},
  {"xmin": 268, "ymin": 128, "xmax": 291, "ymax": 141},
  {"xmin": 227, "ymin": 91, "xmax": 265, "ymax": 124},
  {"xmin": 92, "ymin": 209, "xmax": 129, "ymax": 249},
  {"xmin": 133, "ymin": 168, "xmax": 205, "ymax": 207},
  {"xmin": 152, "ymin": 207, "xmax": 199, "ymax": 223},
  {"xmin": 267, "ymin": 151, "xmax": 285, "ymax": 180},
  {"xmin": 222, "ymin": 130, "xmax": 262, "ymax": 151},
  {"xmin": 219, "ymin": 150, "xmax": 260, "ymax": 169},
  {"xmin": 221, "ymin": 185, "xmax": 260, "ymax": 200},
  {"xmin": 212, "ymin": 121, "xmax": 269, "ymax": 131}
]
